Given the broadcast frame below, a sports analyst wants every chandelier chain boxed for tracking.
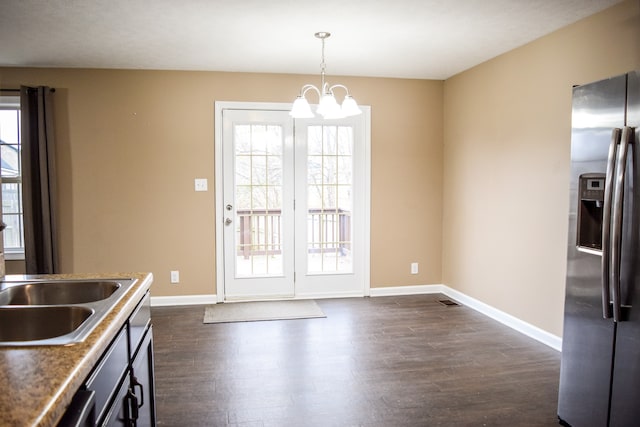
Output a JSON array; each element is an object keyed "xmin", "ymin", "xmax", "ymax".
[{"xmin": 319, "ymin": 34, "xmax": 327, "ymax": 92}]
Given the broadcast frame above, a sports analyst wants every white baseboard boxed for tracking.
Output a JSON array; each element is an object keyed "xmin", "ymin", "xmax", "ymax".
[
  {"xmin": 151, "ymin": 294, "xmax": 217, "ymax": 307},
  {"xmin": 369, "ymin": 284, "xmax": 445, "ymax": 297},
  {"xmin": 370, "ymin": 284, "xmax": 562, "ymax": 352}
]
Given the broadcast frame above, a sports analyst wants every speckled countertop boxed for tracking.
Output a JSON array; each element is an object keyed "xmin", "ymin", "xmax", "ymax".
[{"xmin": 0, "ymin": 272, "xmax": 153, "ymax": 427}]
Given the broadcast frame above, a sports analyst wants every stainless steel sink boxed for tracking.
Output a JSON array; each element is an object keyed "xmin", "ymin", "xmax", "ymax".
[
  {"xmin": 0, "ymin": 281, "xmax": 120, "ymax": 305},
  {"xmin": 0, "ymin": 278, "xmax": 137, "ymax": 346},
  {"xmin": 0, "ymin": 306, "xmax": 93, "ymax": 344}
]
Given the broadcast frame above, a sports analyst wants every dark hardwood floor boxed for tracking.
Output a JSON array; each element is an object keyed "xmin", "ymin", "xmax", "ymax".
[{"xmin": 151, "ymin": 294, "xmax": 560, "ymax": 426}]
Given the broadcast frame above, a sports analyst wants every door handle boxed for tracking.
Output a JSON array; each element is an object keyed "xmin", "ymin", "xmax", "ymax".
[
  {"xmin": 610, "ymin": 126, "xmax": 632, "ymax": 322},
  {"xmin": 225, "ymin": 218, "xmax": 232, "ymax": 225},
  {"xmin": 602, "ymin": 128, "xmax": 621, "ymax": 319}
]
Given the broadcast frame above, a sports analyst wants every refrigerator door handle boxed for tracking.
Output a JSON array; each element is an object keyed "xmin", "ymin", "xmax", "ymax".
[
  {"xmin": 602, "ymin": 128, "xmax": 621, "ymax": 319},
  {"xmin": 611, "ymin": 126, "xmax": 633, "ymax": 322}
]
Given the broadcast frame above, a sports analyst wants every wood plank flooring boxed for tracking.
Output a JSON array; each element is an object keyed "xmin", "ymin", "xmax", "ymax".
[{"xmin": 151, "ymin": 294, "xmax": 560, "ymax": 426}]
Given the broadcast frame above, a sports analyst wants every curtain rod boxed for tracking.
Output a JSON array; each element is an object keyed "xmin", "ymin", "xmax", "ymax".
[{"xmin": 0, "ymin": 88, "xmax": 56, "ymax": 93}]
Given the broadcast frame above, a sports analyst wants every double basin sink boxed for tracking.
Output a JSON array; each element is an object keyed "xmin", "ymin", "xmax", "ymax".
[{"xmin": 0, "ymin": 278, "xmax": 137, "ymax": 346}]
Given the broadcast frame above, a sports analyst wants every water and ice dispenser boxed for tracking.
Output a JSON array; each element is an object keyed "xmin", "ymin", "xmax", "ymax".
[{"xmin": 577, "ymin": 173, "xmax": 605, "ymax": 252}]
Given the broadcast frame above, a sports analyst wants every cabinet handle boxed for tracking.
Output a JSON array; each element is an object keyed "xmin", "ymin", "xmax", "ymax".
[{"xmin": 132, "ymin": 375, "xmax": 145, "ymax": 408}]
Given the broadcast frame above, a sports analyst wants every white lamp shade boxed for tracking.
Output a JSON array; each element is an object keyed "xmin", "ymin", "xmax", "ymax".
[
  {"xmin": 341, "ymin": 95, "xmax": 362, "ymax": 117},
  {"xmin": 317, "ymin": 94, "xmax": 343, "ymax": 119},
  {"xmin": 290, "ymin": 96, "xmax": 314, "ymax": 118}
]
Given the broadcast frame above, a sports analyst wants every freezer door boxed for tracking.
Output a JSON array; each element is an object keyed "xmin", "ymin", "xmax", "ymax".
[
  {"xmin": 558, "ymin": 74, "xmax": 626, "ymax": 426},
  {"xmin": 609, "ymin": 70, "xmax": 640, "ymax": 427}
]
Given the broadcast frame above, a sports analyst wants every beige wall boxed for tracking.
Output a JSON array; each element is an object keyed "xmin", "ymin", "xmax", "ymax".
[
  {"xmin": 442, "ymin": 0, "xmax": 640, "ymax": 336},
  {"xmin": 0, "ymin": 68, "xmax": 443, "ymax": 296}
]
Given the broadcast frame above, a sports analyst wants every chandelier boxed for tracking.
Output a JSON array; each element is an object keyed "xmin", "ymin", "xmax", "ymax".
[{"xmin": 290, "ymin": 32, "xmax": 362, "ymax": 119}]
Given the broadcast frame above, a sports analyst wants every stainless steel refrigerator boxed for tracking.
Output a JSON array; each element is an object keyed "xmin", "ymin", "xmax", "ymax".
[{"xmin": 558, "ymin": 70, "xmax": 640, "ymax": 426}]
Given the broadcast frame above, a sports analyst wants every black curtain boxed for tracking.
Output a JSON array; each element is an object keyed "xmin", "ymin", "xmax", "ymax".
[{"xmin": 20, "ymin": 86, "xmax": 59, "ymax": 274}]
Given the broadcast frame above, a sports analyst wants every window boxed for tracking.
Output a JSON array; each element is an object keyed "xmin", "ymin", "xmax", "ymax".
[{"xmin": 0, "ymin": 95, "xmax": 24, "ymax": 258}]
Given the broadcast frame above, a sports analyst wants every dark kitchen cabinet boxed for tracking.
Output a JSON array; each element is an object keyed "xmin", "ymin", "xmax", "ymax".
[
  {"xmin": 59, "ymin": 291, "xmax": 156, "ymax": 427},
  {"xmin": 128, "ymin": 328, "xmax": 156, "ymax": 426},
  {"xmin": 103, "ymin": 327, "xmax": 155, "ymax": 427},
  {"xmin": 103, "ymin": 373, "xmax": 131, "ymax": 426}
]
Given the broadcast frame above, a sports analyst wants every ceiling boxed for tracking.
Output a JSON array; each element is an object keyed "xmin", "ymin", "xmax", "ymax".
[{"xmin": 0, "ymin": 0, "xmax": 622, "ymax": 80}]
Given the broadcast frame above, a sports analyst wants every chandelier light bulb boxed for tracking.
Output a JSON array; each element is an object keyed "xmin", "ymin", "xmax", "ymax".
[
  {"xmin": 317, "ymin": 93, "xmax": 342, "ymax": 118},
  {"xmin": 290, "ymin": 96, "xmax": 314, "ymax": 118},
  {"xmin": 341, "ymin": 95, "xmax": 362, "ymax": 117}
]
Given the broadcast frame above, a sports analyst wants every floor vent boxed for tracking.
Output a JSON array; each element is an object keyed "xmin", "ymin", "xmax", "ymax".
[{"xmin": 438, "ymin": 299, "xmax": 460, "ymax": 307}]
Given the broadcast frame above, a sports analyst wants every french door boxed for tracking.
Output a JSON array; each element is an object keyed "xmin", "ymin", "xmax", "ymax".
[
  {"xmin": 222, "ymin": 110, "xmax": 295, "ymax": 299},
  {"xmin": 218, "ymin": 103, "xmax": 369, "ymax": 301}
]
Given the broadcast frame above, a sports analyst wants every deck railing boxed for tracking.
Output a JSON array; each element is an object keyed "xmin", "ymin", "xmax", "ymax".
[{"xmin": 236, "ymin": 209, "xmax": 351, "ymax": 258}]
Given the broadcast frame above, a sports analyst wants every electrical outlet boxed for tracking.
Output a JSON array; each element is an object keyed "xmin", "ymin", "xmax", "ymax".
[
  {"xmin": 411, "ymin": 262, "xmax": 419, "ymax": 275},
  {"xmin": 170, "ymin": 270, "xmax": 180, "ymax": 284}
]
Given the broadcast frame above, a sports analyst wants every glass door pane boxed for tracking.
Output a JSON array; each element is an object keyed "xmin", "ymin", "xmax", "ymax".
[
  {"xmin": 234, "ymin": 124, "xmax": 284, "ymax": 277},
  {"xmin": 306, "ymin": 125, "xmax": 353, "ymax": 274}
]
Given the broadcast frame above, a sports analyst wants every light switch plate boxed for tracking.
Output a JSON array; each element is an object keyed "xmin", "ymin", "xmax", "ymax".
[{"xmin": 195, "ymin": 178, "xmax": 208, "ymax": 192}]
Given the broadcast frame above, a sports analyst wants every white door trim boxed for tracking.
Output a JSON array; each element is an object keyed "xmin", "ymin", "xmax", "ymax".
[{"xmin": 214, "ymin": 101, "xmax": 371, "ymax": 302}]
